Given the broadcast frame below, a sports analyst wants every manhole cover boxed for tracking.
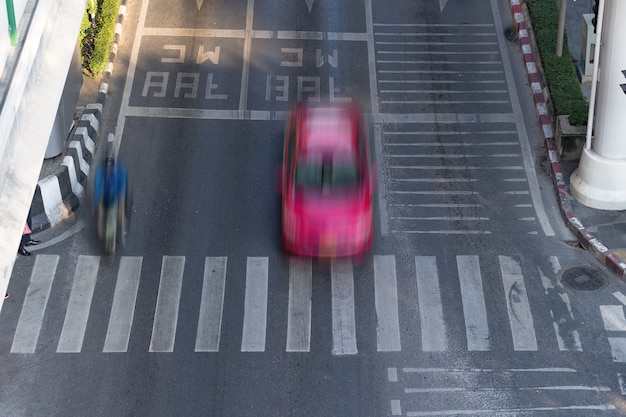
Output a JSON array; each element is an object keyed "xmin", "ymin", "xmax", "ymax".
[{"xmin": 560, "ymin": 266, "xmax": 607, "ymax": 291}]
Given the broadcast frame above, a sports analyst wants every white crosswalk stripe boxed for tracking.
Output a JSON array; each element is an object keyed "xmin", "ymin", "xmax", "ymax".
[
  {"xmin": 415, "ymin": 256, "xmax": 446, "ymax": 352},
  {"xmin": 57, "ymin": 255, "xmax": 100, "ymax": 353},
  {"xmin": 374, "ymin": 255, "xmax": 401, "ymax": 352},
  {"xmin": 195, "ymin": 257, "xmax": 227, "ymax": 352},
  {"xmin": 241, "ymin": 257, "xmax": 268, "ymax": 352},
  {"xmin": 286, "ymin": 257, "xmax": 312, "ymax": 352},
  {"xmin": 4, "ymin": 253, "xmax": 588, "ymax": 355},
  {"xmin": 457, "ymin": 255, "xmax": 490, "ymax": 351},
  {"xmin": 331, "ymin": 259, "xmax": 358, "ymax": 355},
  {"xmin": 499, "ymin": 255, "xmax": 537, "ymax": 351},
  {"xmin": 540, "ymin": 256, "xmax": 582, "ymax": 352},
  {"xmin": 104, "ymin": 256, "xmax": 143, "ymax": 353},
  {"xmin": 11, "ymin": 255, "xmax": 59, "ymax": 353},
  {"xmin": 149, "ymin": 256, "xmax": 185, "ymax": 352}
]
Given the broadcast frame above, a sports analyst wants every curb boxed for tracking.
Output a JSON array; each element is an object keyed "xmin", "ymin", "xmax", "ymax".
[
  {"xmin": 510, "ymin": 0, "xmax": 626, "ymax": 278},
  {"xmin": 29, "ymin": 0, "xmax": 128, "ymax": 232}
]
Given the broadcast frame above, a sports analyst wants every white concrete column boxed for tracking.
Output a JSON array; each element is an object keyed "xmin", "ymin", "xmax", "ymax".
[{"xmin": 570, "ymin": 0, "xmax": 626, "ymax": 209}]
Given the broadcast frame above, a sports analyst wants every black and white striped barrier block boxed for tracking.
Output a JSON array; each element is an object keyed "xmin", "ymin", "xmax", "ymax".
[{"xmin": 30, "ymin": 104, "xmax": 101, "ymax": 232}]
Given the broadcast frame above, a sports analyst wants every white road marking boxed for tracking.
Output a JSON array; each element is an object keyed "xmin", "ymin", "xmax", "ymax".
[
  {"xmin": 390, "ymin": 191, "xmax": 480, "ymax": 195},
  {"xmin": 392, "ymin": 217, "xmax": 488, "ymax": 221},
  {"xmin": 618, "ymin": 373, "xmax": 626, "ymax": 394},
  {"xmin": 239, "ymin": 0, "xmax": 254, "ymax": 112},
  {"xmin": 489, "ymin": 0, "xmax": 554, "ymax": 237},
  {"xmin": 365, "ymin": 0, "xmax": 379, "ymax": 115},
  {"xmin": 27, "ymin": 220, "xmax": 84, "ymax": 251},
  {"xmin": 386, "ymin": 153, "xmax": 520, "ymax": 158},
  {"xmin": 608, "ymin": 338, "xmax": 626, "ymax": 362},
  {"xmin": 457, "ymin": 256, "xmax": 490, "ymax": 351},
  {"xmin": 195, "ymin": 257, "xmax": 227, "ymax": 352},
  {"xmin": 391, "ymin": 400, "xmax": 402, "ymax": 415},
  {"xmin": 286, "ymin": 257, "xmax": 312, "ymax": 352},
  {"xmin": 113, "ymin": 0, "xmax": 150, "ymax": 148},
  {"xmin": 391, "ymin": 178, "xmax": 479, "ymax": 182},
  {"xmin": 241, "ymin": 257, "xmax": 268, "ymax": 352},
  {"xmin": 499, "ymin": 256, "xmax": 537, "ymax": 351},
  {"xmin": 613, "ymin": 291, "xmax": 626, "ymax": 306},
  {"xmin": 601, "ymin": 305, "xmax": 626, "ymax": 331},
  {"xmin": 331, "ymin": 260, "xmax": 357, "ymax": 355},
  {"xmin": 402, "ymin": 367, "xmax": 578, "ymax": 373},
  {"xmin": 415, "ymin": 256, "xmax": 446, "ymax": 351},
  {"xmin": 11, "ymin": 255, "xmax": 59, "ymax": 353},
  {"xmin": 374, "ymin": 124, "xmax": 389, "ymax": 236},
  {"xmin": 388, "ymin": 165, "xmax": 523, "ymax": 170},
  {"xmin": 399, "ymin": 366, "xmax": 615, "ymax": 414},
  {"xmin": 405, "ymin": 405, "xmax": 615, "ymax": 415},
  {"xmin": 405, "ymin": 385, "xmax": 610, "ymax": 393},
  {"xmin": 57, "ymin": 255, "xmax": 100, "ymax": 353},
  {"xmin": 540, "ymin": 256, "xmax": 581, "ymax": 351},
  {"xmin": 149, "ymin": 256, "xmax": 185, "ymax": 352},
  {"xmin": 374, "ymin": 255, "xmax": 401, "ymax": 351},
  {"xmin": 397, "ymin": 230, "xmax": 491, "ymax": 235},
  {"xmin": 103, "ymin": 256, "xmax": 143, "ymax": 353},
  {"xmin": 141, "ymin": 27, "xmax": 368, "ymax": 41}
]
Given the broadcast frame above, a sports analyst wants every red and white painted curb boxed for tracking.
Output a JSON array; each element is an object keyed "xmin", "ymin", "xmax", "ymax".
[{"xmin": 510, "ymin": 0, "xmax": 626, "ymax": 278}]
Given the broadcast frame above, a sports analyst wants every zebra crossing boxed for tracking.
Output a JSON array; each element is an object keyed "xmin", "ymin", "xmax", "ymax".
[
  {"xmin": 600, "ymin": 292, "xmax": 626, "ymax": 363},
  {"xmin": 3, "ymin": 253, "xmax": 583, "ymax": 355}
]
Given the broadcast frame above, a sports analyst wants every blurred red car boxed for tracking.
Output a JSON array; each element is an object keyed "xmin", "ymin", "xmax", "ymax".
[{"xmin": 280, "ymin": 102, "xmax": 375, "ymax": 258}]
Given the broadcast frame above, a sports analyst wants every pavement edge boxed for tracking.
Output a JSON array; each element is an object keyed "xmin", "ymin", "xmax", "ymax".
[
  {"xmin": 29, "ymin": 0, "xmax": 128, "ymax": 233},
  {"xmin": 510, "ymin": 0, "xmax": 626, "ymax": 278}
]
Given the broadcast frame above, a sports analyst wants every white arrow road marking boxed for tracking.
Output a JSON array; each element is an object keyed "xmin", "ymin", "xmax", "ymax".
[
  {"xmin": 306, "ymin": 0, "xmax": 314, "ymax": 12},
  {"xmin": 439, "ymin": 0, "xmax": 448, "ymax": 12}
]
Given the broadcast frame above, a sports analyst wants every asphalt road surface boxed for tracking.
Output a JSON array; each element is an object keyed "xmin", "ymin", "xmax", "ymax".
[{"xmin": 2, "ymin": 0, "xmax": 626, "ymax": 416}]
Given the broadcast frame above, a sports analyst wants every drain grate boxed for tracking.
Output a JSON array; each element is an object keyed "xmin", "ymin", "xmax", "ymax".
[{"xmin": 560, "ymin": 266, "xmax": 607, "ymax": 291}]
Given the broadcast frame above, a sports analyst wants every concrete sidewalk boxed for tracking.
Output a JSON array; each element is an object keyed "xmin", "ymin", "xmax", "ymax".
[
  {"xmin": 559, "ymin": 0, "xmax": 626, "ymax": 262},
  {"xmin": 510, "ymin": 0, "xmax": 626, "ymax": 277}
]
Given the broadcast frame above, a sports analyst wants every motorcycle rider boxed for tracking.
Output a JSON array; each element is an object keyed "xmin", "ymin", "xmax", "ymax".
[{"xmin": 93, "ymin": 155, "xmax": 128, "ymax": 252}]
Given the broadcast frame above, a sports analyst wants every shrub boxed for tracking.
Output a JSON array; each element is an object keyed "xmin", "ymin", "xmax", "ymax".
[
  {"xmin": 79, "ymin": 0, "xmax": 120, "ymax": 77},
  {"xmin": 526, "ymin": 0, "xmax": 589, "ymax": 125}
]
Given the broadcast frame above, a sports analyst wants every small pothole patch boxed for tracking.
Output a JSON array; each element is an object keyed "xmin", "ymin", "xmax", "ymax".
[{"xmin": 560, "ymin": 266, "xmax": 608, "ymax": 291}]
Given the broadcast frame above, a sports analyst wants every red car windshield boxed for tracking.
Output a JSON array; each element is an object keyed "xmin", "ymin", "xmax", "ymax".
[{"xmin": 295, "ymin": 155, "xmax": 360, "ymax": 191}]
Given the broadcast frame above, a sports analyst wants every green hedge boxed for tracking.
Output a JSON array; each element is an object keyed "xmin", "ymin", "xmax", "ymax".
[
  {"xmin": 79, "ymin": 0, "xmax": 121, "ymax": 77},
  {"xmin": 526, "ymin": 0, "xmax": 589, "ymax": 125}
]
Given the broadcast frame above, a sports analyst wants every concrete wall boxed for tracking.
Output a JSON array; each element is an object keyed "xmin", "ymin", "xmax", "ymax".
[{"xmin": 0, "ymin": 0, "xmax": 86, "ymax": 311}]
